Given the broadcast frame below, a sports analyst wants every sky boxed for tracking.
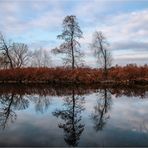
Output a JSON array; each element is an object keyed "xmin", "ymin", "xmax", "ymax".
[{"xmin": 0, "ymin": 0, "xmax": 148, "ymax": 67}]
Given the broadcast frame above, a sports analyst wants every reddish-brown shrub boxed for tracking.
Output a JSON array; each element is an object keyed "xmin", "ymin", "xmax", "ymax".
[{"xmin": 0, "ymin": 64, "xmax": 147, "ymax": 84}]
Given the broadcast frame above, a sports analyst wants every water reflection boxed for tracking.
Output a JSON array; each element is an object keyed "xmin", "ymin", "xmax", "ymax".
[
  {"xmin": 0, "ymin": 94, "xmax": 29, "ymax": 129},
  {"xmin": 0, "ymin": 93, "xmax": 52, "ymax": 129},
  {"xmin": 109, "ymin": 86, "xmax": 148, "ymax": 98},
  {"xmin": 0, "ymin": 84, "xmax": 147, "ymax": 98},
  {"xmin": 53, "ymin": 89, "xmax": 85, "ymax": 146},
  {"xmin": 0, "ymin": 85, "xmax": 147, "ymax": 146},
  {"xmin": 29, "ymin": 95, "xmax": 52, "ymax": 113},
  {"xmin": 91, "ymin": 88, "xmax": 112, "ymax": 131}
]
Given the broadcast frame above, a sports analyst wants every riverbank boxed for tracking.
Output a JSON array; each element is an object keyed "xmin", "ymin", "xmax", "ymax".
[{"xmin": 0, "ymin": 66, "xmax": 147, "ymax": 85}]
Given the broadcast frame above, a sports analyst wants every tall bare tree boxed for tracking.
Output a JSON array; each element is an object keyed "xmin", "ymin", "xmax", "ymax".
[
  {"xmin": 52, "ymin": 15, "xmax": 83, "ymax": 69},
  {"xmin": 91, "ymin": 31, "xmax": 112, "ymax": 80}
]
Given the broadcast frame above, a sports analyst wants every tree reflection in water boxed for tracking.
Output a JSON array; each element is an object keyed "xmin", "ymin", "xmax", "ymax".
[
  {"xmin": 0, "ymin": 94, "xmax": 29, "ymax": 129},
  {"xmin": 53, "ymin": 89, "xmax": 85, "ymax": 147},
  {"xmin": 29, "ymin": 95, "xmax": 52, "ymax": 113},
  {"xmin": 0, "ymin": 93, "xmax": 52, "ymax": 129},
  {"xmin": 91, "ymin": 88, "xmax": 112, "ymax": 131}
]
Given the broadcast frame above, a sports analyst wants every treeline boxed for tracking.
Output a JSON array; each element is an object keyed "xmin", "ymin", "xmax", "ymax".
[{"xmin": 0, "ymin": 64, "xmax": 147, "ymax": 85}]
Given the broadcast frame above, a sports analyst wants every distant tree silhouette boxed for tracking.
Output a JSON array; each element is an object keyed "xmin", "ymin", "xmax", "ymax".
[
  {"xmin": 31, "ymin": 47, "xmax": 52, "ymax": 67},
  {"xmin": 52, "ymin": 15, "xmax": 84, "ymax": 69},
  {"xmin": 53, "ymin": 89, "xmax": 85, "ymax": 146}
]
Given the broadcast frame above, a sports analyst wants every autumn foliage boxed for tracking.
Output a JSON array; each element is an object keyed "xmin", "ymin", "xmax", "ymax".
[
  {"xmin": 109, "ymin": 64, "xmax": 148, "ymax": 83},
  {"xmin": 0, "ymin": 64, "xmax": 147, "ymax": 85}
]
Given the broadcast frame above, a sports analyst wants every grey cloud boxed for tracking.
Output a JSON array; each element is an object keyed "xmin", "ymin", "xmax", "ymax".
[{"xmin": 111, "ymin": 41, "xmax": 148, "ymax": 51}]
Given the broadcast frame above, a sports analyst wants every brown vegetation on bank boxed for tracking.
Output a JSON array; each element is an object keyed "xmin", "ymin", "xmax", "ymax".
[{"xmin": 0, "ymin": 64, "xmax": 147, "ymax": 85}]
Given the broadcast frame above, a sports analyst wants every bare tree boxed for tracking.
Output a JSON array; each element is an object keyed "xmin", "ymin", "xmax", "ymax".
[
  {"xmin": 52, "ymin": 15, "xmax": 84, "ymax": 69},
  {"xmin": 91, "ymin": 31, "xmax": 112, "ymax": 80},
  {"xmin": 31, "ymin": 48, "xmax": 52, "ymax": 67},
  {"xmin": 10, "ymin": 43, "xmax": 29, "ymax": 68},
  {"xmin": 0, "ymin": 32, "xmax": 13, "ymax": 69}
]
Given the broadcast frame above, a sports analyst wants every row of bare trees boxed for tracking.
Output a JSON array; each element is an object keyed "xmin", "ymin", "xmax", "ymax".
[
  {"xmin": 0, "ymin": 15, "xmax": 112, "ymax": 79},
  {"xmin": 0, "ymin": 33, "xmax": 51, "ymax": 69}
]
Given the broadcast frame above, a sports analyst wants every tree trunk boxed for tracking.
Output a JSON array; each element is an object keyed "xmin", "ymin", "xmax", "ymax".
[
  {"xmin": 72, "ymin": 44, "xmax": 75, "ymax": 69},
  {"xmin": 6, "ymin": 49, "xmax": 13, "ymax": 69},
  {"xmin": 71, "ymin": 29, "xmax": 75, "ymax": 69},
  {"xmin": 3, "ymin": 39, "xmax": 13, "ymax": 69},
  {"xmin": 104, "ymin": 50, "xmax": 107, "ymax": 80}
]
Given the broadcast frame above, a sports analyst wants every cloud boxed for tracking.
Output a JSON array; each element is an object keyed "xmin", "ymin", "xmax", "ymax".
[
  {"xmin": 111, "ymin": 41, "xmax": 148, "ymax": 51},
  {"xmin": 0, "ymin": 0, "xmax": 66, "ymax": 35},
  {"xmin": 98, "ymin": 9, "xmax": 148, "ymax": 42},
  {"xmin": 74, "ymin": 0, "xmax": 107, "ymax": 24},
  {"xmin": 28, "ymin": 10, "xmax": 64, "ymax": 30}
]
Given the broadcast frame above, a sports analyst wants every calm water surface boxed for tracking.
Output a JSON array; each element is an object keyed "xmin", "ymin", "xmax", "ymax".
[{"xmin": 0, "ymin": 85, "xmax": 148, "ymax": 147}]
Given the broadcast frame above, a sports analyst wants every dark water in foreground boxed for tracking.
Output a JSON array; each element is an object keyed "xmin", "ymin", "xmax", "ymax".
[{"xmin": 0, "ymin": 85, "xmax": 148, "ymax": 147}]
